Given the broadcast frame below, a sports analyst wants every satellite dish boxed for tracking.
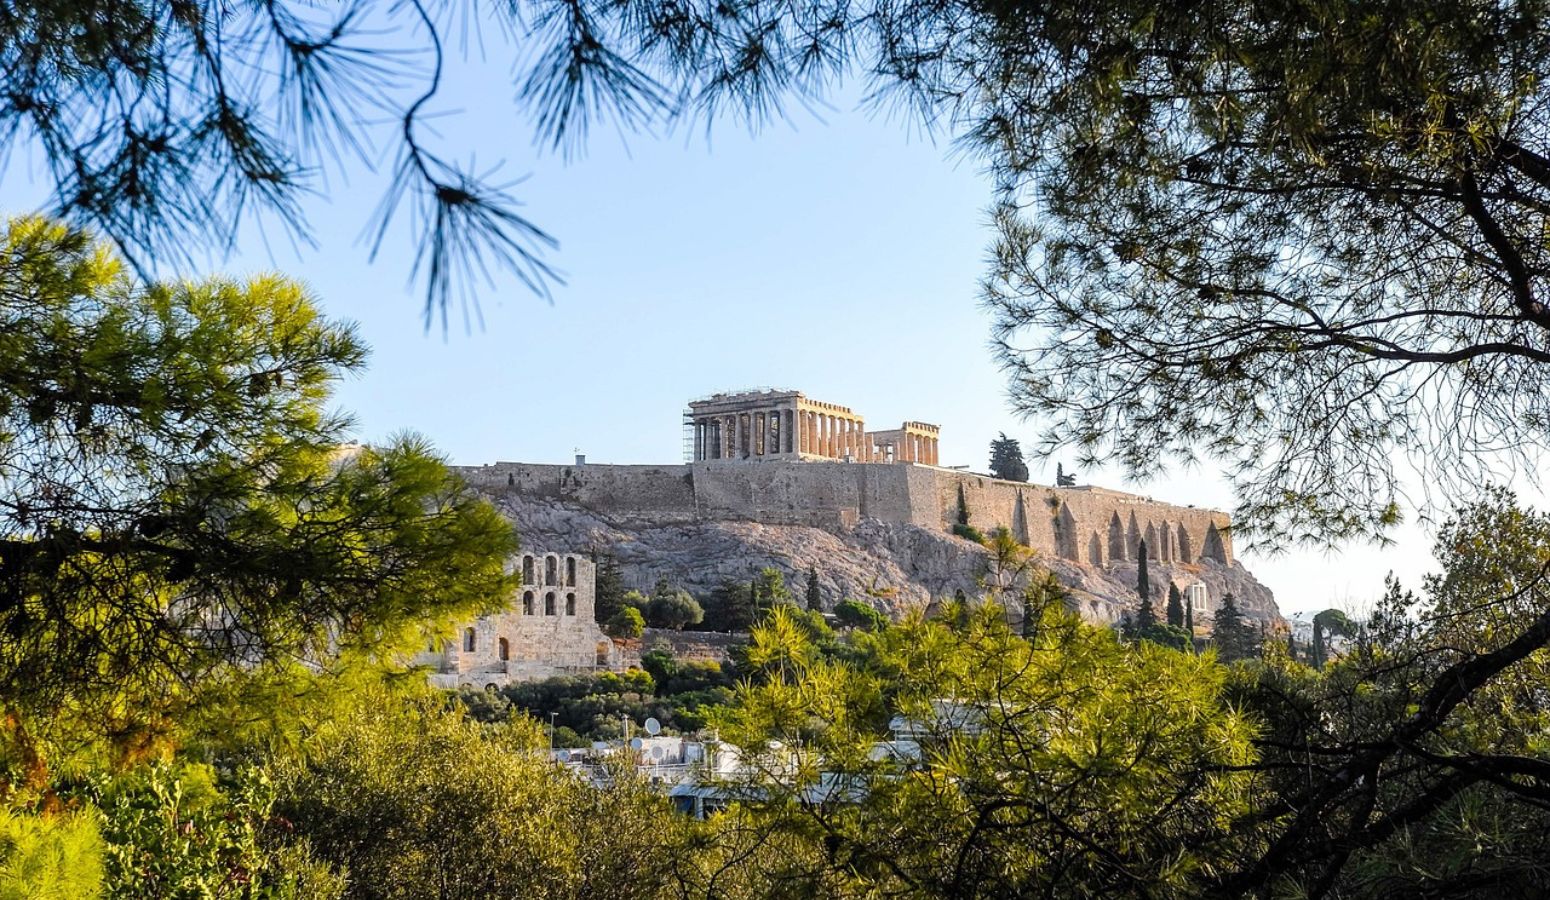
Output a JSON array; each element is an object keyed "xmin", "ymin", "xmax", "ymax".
[
  {"xmin": 644, "ymin": 717, "xmax": 661, "ymax": 736},
  {"xmin": 629, "ymin": 737, "xmax": 644, "ymax": 751},
  {"xmin": 650, "ymin": 745, "xmax": 665, "ymax": 760}
]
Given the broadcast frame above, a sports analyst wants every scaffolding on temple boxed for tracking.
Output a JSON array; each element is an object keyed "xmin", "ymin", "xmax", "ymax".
[{"xmin": 681, "ymin": 407, "xmax": 695, "ymax": 463}]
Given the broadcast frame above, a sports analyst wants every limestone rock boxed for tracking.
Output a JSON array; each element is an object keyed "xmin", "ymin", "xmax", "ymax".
[{"xmin": 490, "ymin": 494, "xmax": 1283, "ymax": 629}]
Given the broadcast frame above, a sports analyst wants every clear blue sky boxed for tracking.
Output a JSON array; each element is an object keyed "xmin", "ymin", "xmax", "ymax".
[{"xmin": 0, "ymin": 51, "xmax": 1439, "ymax": 618}]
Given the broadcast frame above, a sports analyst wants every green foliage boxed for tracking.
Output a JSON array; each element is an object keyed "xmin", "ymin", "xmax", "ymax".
[
  {"xmin": 955, "ymin": 484, "xmax": 970, "ymax": 526},
  {"xmin": 982, "ymin": 527, "xmax": 1034, "ymax": 600},
  {"xmin": 1214, "ymin": 491, "xmax": 1550, "ymax": 895},
  {"xmin": 951, "ymin": 523, "xmax": 986, "ymax": 544},
  {"xmin": 0, "ymin": 218, "xmax": 516, "ymax": 764},
  {"xmin": 592, "ymin": 553, "xmax": 627, "ymax": 624},
  {"xmin": 1140, "ymin": 624, "xmax": 1193, "ymax": 653},
  {"xmin": 1135, "ymin": 544, "xmax": 1156, "ymax": 631},
  {"xmin": 833, "ymin": 599, "xmax": 886, "ymax": 632},
  {"xmin": 752, "ymin": 568, "xmax": 792, "ymax": 609},
  {"xmin": 1166, "ymin": 583, "xmax": 1185, "ymax": 629},
  {"xmin": 987, "ymin": 432, "xmax": 1030, "ymax": 482},
  {"xmin": 701, "ymin": 579, "xmax": 756, "ymax": 632},
  {"xmin": 605, "ymin": 606, "xmax": 645, "ymax": 639},
  {"xmin": 271, "ymin": 687, "xmax": 679, "ymax": 900},
  {"xmin": 462, "ymin": 661, "xmax": 734, "ymax": 741},
  {"xmin": 82, "ymin": 761, "xmax": 342, "ymax": 899},
  {"xmin": 713, "ymin": 600, "xmax": 1259, "ymax": 895},
  {"xmin": 964, "ymin": 1, "xmax": 1550, "ymax": 546},
  {"xmin": 1021, "ymin": 571, "xmax": 1069, "ymax": 639},
  {"xmin": 0, "ymin": 807, "xmax": 103, "ymax": 900},
  {"xmin": 640, "ymin": 648, "xmax": 677, "ymax": 686},
  {"xmin": 646, "ymin": 586, "xmax": 703, "ymax": 631},
  {"xmin": 1210, "ymin": 594, "xmax": 1258, "ymax": 662},
  {"xmin": 804, "ymin": 568, "xmax": 822, "ymax": 612}
]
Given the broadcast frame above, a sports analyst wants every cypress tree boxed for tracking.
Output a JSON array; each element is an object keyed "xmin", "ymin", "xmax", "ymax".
[
  {"xmin": 1166, "ymin": 582, "xmax": 1185, "ymax": 628},
  {"xmin": 1286, "ymin": 629, "xmax": 1298, "ymax": 663},
  {"xmin": 1312, "ymin": 621, "xmax": 1326, "ymax": 670},
  {"xmin": 804, "ymin": 568, "xmax": 822, "ymax": 612},
  {"xmin": 1135, "ymin": 541, "xmax": 1156, "ymax": 629},
  {"xmin": 592, "ymin": 553, "xmax": 626, "ymax": 623}
]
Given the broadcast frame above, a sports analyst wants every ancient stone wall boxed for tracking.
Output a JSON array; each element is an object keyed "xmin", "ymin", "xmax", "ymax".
[
  {"xmin": 456, "ymin": 461, "xmax": 1232, "ymax": 566},
  {"xmin": 419, "ymin": 550, "xmax": 618, "ymax": 690},
  {"xmin": 936, "ymin": 473, "xmax": 1233, "ymax": 566}
]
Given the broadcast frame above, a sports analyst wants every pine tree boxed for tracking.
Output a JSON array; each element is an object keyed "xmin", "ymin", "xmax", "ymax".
[
  {"xmin": 805, "ymin": 568, "xmax": 823, "ymax": 612},
  {"xmin": 988, "ymin": 433, "xmax": 1031, "ymax": 482},
  {"xmin": 1211, "ymin": 593, "xmax": 1257, "ymax": 662},
  {"xmin": 1022, "ymin": 572, "xmax": 1067, "ymax": 639},
  {"xmin": 1166, "ymin": 583, "xmax": 1185, "ymax": 628},
  {"xmin": 1135, "ymin": 541, "xmax": 1156, "ymax": 629}
]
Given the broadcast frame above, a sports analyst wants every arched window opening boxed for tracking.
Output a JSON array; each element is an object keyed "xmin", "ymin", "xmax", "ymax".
[
  {"xmin": 498, "ymin": 637, "xmax": 510, "ymax": 661},
  {"xmin": 545, "ymin": 556, "xmax": 558, "ymax": 585},
  {"xmin": 463, "ymin": 627, "xmax": 476, "ymax": 652},
  {"xmin": 566, "ymin": 557, "xmax": 577, "ymax": 587},
  {"xmin": 545, "ymin": 592, "xmax": 556, "ymax": 615},
  {"xmin": 565, "ymin": 593, "xmax": 576, "ymax": 615},
  {"xmin": 522, "ymin": 555, "xmax": 535, "ymax": 585},
  {"xmin": 522, "ymin": 591, "xmax": 534, "ymax": 615}
]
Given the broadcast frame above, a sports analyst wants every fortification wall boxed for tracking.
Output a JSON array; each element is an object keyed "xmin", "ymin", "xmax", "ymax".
[
  {"xmin": 461, "ymin": 463, "xmax": 700, "ymax": 523},
  {"xmin": 935, "ymin": 472, "xmax": 1233, "ymax": 566},
  {"xmin": 455, "ymin": 461, "xmax": 1231, "ymax": 566}
]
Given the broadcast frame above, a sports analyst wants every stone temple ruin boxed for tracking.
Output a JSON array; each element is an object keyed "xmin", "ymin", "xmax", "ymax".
[
  {"xmin": 686, "ymin": 389, "xmax": 941, "ymax": 465},
  {"xmin": 417, "ymin": 551, "xmax": 619, "ymax": 689},
  {"xmin": 428, "ymin": 388, "xmax": 1259, "ymax": 687}
]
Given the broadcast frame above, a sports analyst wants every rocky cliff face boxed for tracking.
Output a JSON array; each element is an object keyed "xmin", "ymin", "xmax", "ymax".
[{"xmin": 491, "ymin": 494, "xmax": 1283, "ymax": 629}]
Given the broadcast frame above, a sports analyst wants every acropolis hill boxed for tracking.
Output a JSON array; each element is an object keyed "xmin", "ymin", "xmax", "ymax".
[{"xmin": 455, "ymin": 389, "xmax": 1280, "ymax": 628}]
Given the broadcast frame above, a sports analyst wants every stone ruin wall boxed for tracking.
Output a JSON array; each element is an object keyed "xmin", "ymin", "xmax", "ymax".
[
  {"xmin": 457, "ymin": 461, "xmax": 1233, "ymax": 568},
  {"xmin": 419, "ymin": 550, "xmax": 618, "ymax": 690},
  {"xmin": 941, "ymin": 473, "xmax": 1233, "ymax": 567}
]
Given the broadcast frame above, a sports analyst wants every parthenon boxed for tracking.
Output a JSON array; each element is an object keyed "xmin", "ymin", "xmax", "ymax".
[{"xmin": 685, "ymin": 389, "xmax": 940, "ymax": 465}]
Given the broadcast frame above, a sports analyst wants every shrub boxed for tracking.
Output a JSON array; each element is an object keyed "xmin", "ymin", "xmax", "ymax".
[
  {"xmin": 647, "ymin": 591, "xmax": 704, "ymax": 630},
  {"xmin": 833, "ymin": 599, "xmax": 887, "ymax": 632},
  {"xmin": 0, "ymin": 807, "xmax": 103, "ymax": 900},
  {"xmin": 952, "ymin": 523, "xmax": 988, "ymax": 544},
  {"xmin": 606, "ymin": 607, "xmax": 646, "ymax": 639}
]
